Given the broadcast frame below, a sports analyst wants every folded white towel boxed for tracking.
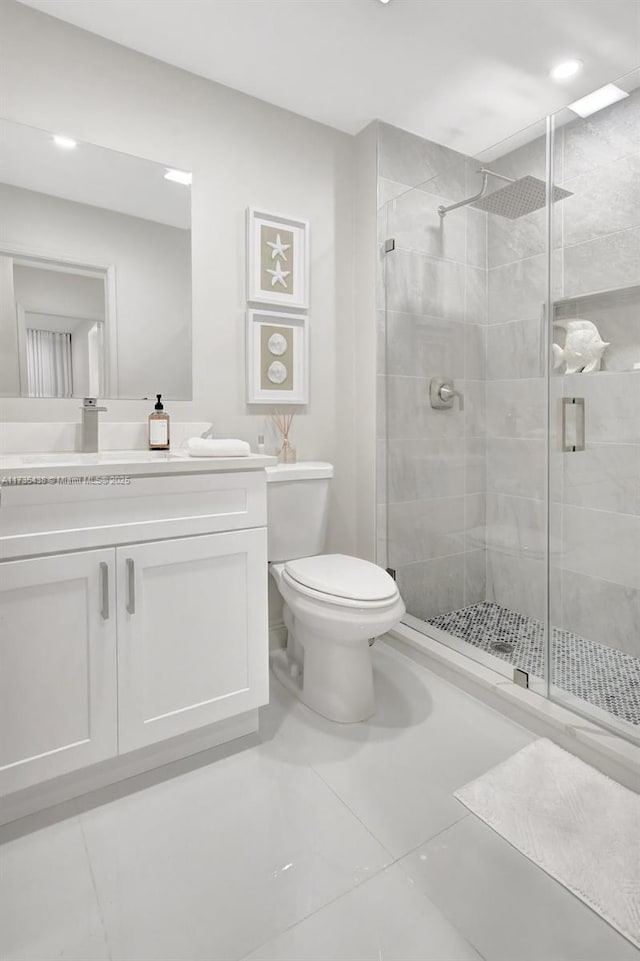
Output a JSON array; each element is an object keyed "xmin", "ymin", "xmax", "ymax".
[{"xmin": 186, "ymin": 437, "xmax": 251, "ymax": 457}]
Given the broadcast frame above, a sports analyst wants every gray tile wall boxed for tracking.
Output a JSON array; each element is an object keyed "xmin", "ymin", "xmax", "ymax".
[
  {"xmin": 554, "ymin": 94, "xmax": 640, "ymax": 659},
  {"xmin": 377, "ymin": 124, "xmax": 487, "ymax": 619},
  {"xmin": 488, "ymin": 91, "xmax": 640, "ymax": 656},
  {"xmin": 484, "ymin": 134, "xmax": 550, "ymax": 624}
]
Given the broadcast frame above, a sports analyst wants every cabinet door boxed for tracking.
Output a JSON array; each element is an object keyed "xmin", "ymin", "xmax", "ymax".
[
  {"xmin": 0, "ymin": 550, "xmax": 117, "ymax": 796},
  {"xmin": 116, "ymin": 529, "xmax": 269, "ymax": 753}
]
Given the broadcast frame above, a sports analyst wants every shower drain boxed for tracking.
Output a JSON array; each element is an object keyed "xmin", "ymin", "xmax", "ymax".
[{"xmin": 491, "ymin": 641, "xmax": 515, "ymax": 654}]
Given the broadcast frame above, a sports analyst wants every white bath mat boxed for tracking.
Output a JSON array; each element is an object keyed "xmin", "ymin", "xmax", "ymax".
[{"xmin": 455, "ymin": 739, "xmax": 640, "ymax": 948}]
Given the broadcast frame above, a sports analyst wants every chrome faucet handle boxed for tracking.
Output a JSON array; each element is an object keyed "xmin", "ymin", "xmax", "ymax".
[
  {"xmin": 439, "ymin": 383, "xmax": 464, "ymax": 410},
  {"xmin": 429, "ymin": 377, "xmax": 464, "ymax": 411}
]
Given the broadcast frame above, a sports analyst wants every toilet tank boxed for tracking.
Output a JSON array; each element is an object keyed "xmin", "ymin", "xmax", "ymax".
[{"xmin": 266, "ymin": 462, "xmax": 333, "ymax": 562}]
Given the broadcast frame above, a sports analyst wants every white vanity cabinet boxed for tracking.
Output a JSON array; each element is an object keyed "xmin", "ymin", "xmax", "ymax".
[
  {"xmin": 0, "ymin": 454, "xmax": 273, "ymax": 811},
  {"xmin": 0, "ymin": 549, "xmax": 118, "ymax": 794},
  {"xmin": 116, "ymin": 529, "xmax": 268, "ymax": 752}
]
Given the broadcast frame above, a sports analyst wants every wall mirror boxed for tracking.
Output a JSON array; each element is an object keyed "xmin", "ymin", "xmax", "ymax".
[{"xmin": 0, "ymin": 119, "xmax": 192, "ymax": 400}]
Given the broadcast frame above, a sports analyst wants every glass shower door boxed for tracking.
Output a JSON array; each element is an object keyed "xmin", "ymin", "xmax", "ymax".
[
  {"xmin": 379, "ymin": 168, "xmax": 511, "ymax": 680},
  {"xmin": 379, "ymin": 116, "xmax": 551, "ymax": 693},
  {"xmin": 547, "ymin": 82, "xmax": 640, "ymax": 740}
]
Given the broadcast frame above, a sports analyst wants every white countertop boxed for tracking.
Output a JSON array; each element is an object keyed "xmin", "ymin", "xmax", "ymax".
[{"xmin": 0, "ymin": 449, "xmax": 277, "ymax": 481}]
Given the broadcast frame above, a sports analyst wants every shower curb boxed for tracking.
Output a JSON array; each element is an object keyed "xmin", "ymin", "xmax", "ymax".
[{"xmin": 384, "ymin": 625, "xmax": 640, "ymax": 794}]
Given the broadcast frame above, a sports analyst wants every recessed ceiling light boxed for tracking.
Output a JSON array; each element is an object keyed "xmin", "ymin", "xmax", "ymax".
[
  {"xmin": 52, "ymin": 134, "xmax": 77, "ymax": 149},
  {"xmin": 550, "ymin": 60, "xmax": 583, "ymax": 82},
  {"xmin": 164, "ymin": 168, "xmax": 192, "ymax": 186},
  {"xmin": 378, "ymin": 0, "xmax": 391, "ymax": 4},
  {"xmin": 568, "ymin": 83, "xmax": 629, "ymax": 117}
]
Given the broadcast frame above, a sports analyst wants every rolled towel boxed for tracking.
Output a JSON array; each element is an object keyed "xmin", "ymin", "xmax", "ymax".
[{"xmin": 187, "ymin": 437, "xmax": 251, "ymax": 457}]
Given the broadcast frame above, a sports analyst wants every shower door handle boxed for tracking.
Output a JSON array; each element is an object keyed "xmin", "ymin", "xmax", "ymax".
[{"xmin": 561, "ymin": 397, "xmax": 585, "ymax": 452}]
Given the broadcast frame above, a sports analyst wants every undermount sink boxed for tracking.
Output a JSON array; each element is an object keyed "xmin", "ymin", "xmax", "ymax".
[
  {"xmin": 3, "ymin": 449, "xmax": 191, "ymax": 467},
  {"xmin": 0, "ymin": 448, "xmax": 275, "ymax": 480},
  {"xmin": 85, "ymin": 449, "xmax": 191, "ymax": 463}
]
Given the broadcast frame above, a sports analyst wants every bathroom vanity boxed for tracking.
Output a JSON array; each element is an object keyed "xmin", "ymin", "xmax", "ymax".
[
  {"xmin": 0, "ymin": 451, "xmax": 275, "ymax": 823},
  {"xmin": 0, "ymin": 115, "xmax": 280, "ymax": 824}
]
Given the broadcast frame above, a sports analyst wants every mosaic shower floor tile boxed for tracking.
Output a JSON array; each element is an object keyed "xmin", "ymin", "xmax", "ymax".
[{"xmin": 427, "ymin": 601, "xmax": 640, "ymax": 726}]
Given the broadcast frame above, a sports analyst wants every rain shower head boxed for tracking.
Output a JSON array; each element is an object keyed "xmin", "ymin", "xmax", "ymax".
[
  {"xmin": 437, "ymin": 168, "xmax": 572, "ymax": 219},
  {"xmin": 471, "ymin": 175, "xmax": 572, "ymax": 218}
]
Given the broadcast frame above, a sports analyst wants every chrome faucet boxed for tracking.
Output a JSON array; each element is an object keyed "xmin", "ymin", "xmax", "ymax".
[{"xmin": 81, "ymin": 397, "xmax": 108, "ymax": 452}]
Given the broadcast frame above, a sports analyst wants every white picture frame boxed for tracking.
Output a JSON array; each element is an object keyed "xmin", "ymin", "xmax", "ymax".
[
  {"xmin": 246, "ymin": 308, "xmax": 309, "ymax": 405},
  {"xmin": 247, "ymin": 208, "xmax": 309, "ymax": 309}
]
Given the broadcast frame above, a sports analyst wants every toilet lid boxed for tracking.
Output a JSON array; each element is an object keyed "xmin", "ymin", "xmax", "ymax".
[{"xmin": 284, "ymin": 554, "xmax": 398, "ymax": 602}]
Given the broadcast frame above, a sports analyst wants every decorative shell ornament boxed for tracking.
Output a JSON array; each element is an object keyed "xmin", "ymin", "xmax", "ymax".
[
  {"xmin": 552, "ymin": 318, "xmax": 610, "ymax": 373},
  {"xmin": 267, "ymin": 332, "xmax": 287, "ymax": 356},
  {"xmin": 267, "ymin": 360, "xmax": 287, "ymax": 384}
]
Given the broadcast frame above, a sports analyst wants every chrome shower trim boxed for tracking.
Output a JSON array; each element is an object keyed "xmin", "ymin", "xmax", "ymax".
[
  {"xmin": 438, "ymin": 167, "xmax": 571, "ymax": 219},
  {"xmin": 437, "ymin": 167, "xmax": 514, "ymax": 218},
  {"xmin": 437, "ymin": 170, "xmax": 489, "ymax": 218}
]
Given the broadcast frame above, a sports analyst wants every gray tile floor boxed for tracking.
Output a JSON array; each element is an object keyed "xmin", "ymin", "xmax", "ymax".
[
  {"xmin": 428, "ymin": 601, "xmax": 640, "ymax": 726},
  {"xmin": 1, "ymin": 643, "xmax": 637, "ymax": 961}
]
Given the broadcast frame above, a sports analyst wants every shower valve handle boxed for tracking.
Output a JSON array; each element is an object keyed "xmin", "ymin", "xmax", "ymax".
[
  {"xmin": 439, "ymin": 384, "xmax": 464, "ymax": 410},
  {"xmin": 430, "ymin": 377, "xmax": 464, "ymax": 411}
]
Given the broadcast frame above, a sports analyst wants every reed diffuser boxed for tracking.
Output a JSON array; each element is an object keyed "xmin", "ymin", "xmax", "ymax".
[{"xmin": 271, "ymin": 409, "xmax": 296, "ymax": 464}]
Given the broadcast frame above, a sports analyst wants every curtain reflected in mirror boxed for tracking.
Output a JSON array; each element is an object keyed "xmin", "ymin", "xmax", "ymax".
[
  {"xmin": 6, "ymin": 256, "xmax": 107, "ymax": 397},
  {"xmin": 26, "ymin": 329, "xmax": 73, "ymax": 397}
]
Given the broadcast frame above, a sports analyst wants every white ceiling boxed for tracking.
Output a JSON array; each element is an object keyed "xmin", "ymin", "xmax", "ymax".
[{"xmin": 18, "ymin": 0, "xmax": 640, "ymax": 155}]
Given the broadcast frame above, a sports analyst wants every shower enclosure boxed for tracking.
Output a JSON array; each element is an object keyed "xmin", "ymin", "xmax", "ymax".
[{"xmin": 379, "ymin": 71, "xmax": 639, "ymax": 742}]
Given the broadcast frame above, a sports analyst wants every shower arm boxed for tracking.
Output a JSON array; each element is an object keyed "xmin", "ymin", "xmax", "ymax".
[{"xmin": 437, "ymin": 168, "xmax": 515, "ymax": 219}]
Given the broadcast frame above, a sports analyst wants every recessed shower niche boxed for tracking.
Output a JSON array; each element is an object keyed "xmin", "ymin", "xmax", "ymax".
[{"xmin": 553, "ymin": 285, "xmax": 640, "ymax": 374}]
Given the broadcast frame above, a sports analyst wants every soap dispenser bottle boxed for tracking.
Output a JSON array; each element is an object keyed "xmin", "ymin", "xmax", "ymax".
[{"xmin": 149, "ymin": 394, "xmax": 170, "ymax": 449}]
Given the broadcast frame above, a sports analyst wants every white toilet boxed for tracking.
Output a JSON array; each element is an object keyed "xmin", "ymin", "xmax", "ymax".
[{"xmin": 266, "ymin": 462, "xmax": 405, "ymax": 723}]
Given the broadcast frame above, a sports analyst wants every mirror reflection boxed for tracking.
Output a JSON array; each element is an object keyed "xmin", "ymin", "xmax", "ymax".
[{"xmin": 0, "ymin": 119, "xmax": 192, "ymax": 399}]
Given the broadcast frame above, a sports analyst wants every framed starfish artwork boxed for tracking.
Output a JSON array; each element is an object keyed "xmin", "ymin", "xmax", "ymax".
[
  {"xmin": 247, "ymin": 208, "xmax": 309, "ymax": 309},
  {"xmin": 246, "ymin": 308, "xmax": 309, "ymax": 404}
]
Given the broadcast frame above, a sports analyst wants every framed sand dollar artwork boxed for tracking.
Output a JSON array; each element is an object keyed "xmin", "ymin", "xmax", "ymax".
[
  {"xmin": 246, "ymin": 308, "xmax": 309, "ymax": 404},
  {"xmin": 247, "ymin": 208, "xmax": 309, "ymax": 309}
]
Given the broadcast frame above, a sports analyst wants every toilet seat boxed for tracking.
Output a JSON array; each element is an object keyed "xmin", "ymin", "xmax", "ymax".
[
  {"xmin": 284, "ymin": 554, "xmax": 398, "ymax": 605},
  {"xmin": 270, "ymin": 553, "xmax": 405, "ymax": 723}
]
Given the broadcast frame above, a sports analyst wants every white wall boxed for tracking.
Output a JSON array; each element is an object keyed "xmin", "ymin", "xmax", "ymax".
[
  {"xmin": 0, "ymin": 0, "xmax": 358, "ymax": 556},
  {"xmin": 0, "ymin": 255, "xmax": 20, "ymax": 396},
  {"xmin": 13, "ymin": 263, "xmax": 104, "ymax": 323},
  {"xmin": 353, "ymin": 123, "xmax": 380, "ymax": 563},
  {"xmin": 3, "ymin": 184, "xmax": 191, "ymax": 399}
]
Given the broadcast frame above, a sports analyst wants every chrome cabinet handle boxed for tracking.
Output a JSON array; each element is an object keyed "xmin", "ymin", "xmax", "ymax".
[
  {"xmin": 126, "ymin": 558, "xmax": 136, "ymax": 614},
  {"xmin": 100, "ymin": 562, "xmax": 109, "ymax": 620}
]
